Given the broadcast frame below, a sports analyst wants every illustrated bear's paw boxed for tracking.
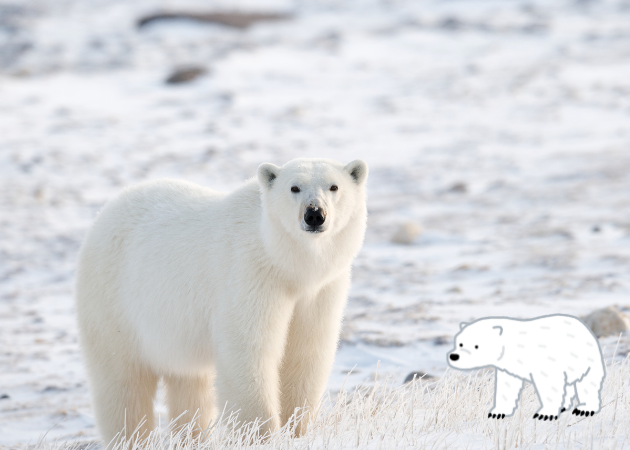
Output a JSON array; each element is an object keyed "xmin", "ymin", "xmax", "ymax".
[
  {"xmin": 487, "ymin": 412, "xmax": 506, "ymax": 419},
  {"xmin": 533, "ymin": 413, "xmax": 559, "ymax": 421},
  {"xmin": 572, "ymin": 408, "xmax": 595, "ymax": 417}
]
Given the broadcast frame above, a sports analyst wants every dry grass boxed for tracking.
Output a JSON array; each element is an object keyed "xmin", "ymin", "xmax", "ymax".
[{"xmin": 39, "ymin": 357, "xmax": 630, "ymax": 450}]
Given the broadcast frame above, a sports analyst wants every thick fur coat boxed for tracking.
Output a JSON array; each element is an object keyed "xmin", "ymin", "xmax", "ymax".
[{"xmin": 75, "ymin": 158, "xmax": 368, "ymax": 442}]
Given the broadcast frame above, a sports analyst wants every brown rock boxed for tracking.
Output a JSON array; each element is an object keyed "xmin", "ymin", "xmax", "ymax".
[
  {"xmin": 391, "ymin": 222, "xmax": 422, "ymax": 245},
  {"xmin": 581, "ymin": 307, "xmax": 630, "ymax": 338}
]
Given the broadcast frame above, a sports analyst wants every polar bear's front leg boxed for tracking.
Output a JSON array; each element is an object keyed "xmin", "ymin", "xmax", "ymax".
[
  {"xmin": 279, "ymin": 276, "xmax": 350, "ymax": 435},
  {"xmin": 214, "ymin": 292, "xmax": 295, "ymax": 436},
  {"xmin": 489, "ymin": 370, "xmax": 524, "ymax": 419}
]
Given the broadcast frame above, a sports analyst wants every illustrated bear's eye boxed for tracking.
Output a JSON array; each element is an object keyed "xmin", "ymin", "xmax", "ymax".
[
  {"xmin": 459, "ymin": 343, "xmax": 463, "ymax": 347},
  {"xmin": 330, "ymin": 185, "xmax": 338, "ymax": 191},
  {"xmin": 291, "ymin": 186, "xmax": 300, "ymax": 193},
  {"xmin": 475, "ymin": 345, "xmax": 478, "ymax": 349}
]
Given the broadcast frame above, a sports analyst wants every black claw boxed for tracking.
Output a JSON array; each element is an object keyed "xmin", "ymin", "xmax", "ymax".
[
  {"xmin": 538, "ymin": 415, "xmax": 543, "ymax": 421},
  {"xmin": 544, "ymin": 415, "xmax": 549, "ymax": 421},
  {"xmin": 492, "ymin": 413, "xmax": 496, "ymax": 418},
  {"xmin": 561, "ymin": 408, "xmax": 566, "ymax": 413},
  {"xmin": 590, "ymin": 411, "xmax": 595, "ymax": 417},
  {"xmin": 581, "ymin": 411, "xmax": 585, "ymax": 416},
  {"xmin": 488, "ymin": 412, "xmax": 492, "ymax": 418},
  {"xmin": 572, "ymin": 408, "xmax": 578, "ymax": 415},
  {"xmin": 554, "ymin": 416, "xmax": 558, "ymax": 420},
  {"xmin": 533, "ymin": 413, "xmax": 539, "ymax": 419},
  {"xmin": 501, "ymin": 414, "xmax": 505, "ymax": 419}
]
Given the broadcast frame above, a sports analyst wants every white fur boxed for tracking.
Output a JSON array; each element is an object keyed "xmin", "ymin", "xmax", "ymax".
[
  {"xmin": 447, "ymin": 315, "xmax": 606, "ymax": 419},
  {"xmin": 75, "ymin": 158, "xmax": 368, "ymax": 443}
]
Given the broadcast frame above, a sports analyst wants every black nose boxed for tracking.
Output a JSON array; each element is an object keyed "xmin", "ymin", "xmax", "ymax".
[
  {"xmin": 449, "ymin": 353, "xmax": 459, "ymax": 361},
  {"xmin": 304, "ymin": 207, "xmax": 326, "ymax": 227}
]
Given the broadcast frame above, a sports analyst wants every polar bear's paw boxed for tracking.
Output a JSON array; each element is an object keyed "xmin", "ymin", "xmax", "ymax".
[
  {"xmin": 487, "ymin": 412, "xmax": 506, "ymax": 419},
  {"xmin": 572, "ymin": 408, "xmax": 595, "ymax": 417}
]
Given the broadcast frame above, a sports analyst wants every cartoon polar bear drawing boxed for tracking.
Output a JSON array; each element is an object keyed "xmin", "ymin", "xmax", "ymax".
[
  {"xmin": 447, "ymin": 315, "xmax": 605, "ymax": 421},
  {"xmin": 75, "ymin": 158, "xmax": 368, "ymax": 442}
]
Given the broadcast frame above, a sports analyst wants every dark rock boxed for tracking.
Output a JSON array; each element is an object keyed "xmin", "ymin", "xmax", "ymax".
[
  {"xmin": 440, "ymin": 17, "xmax": 462, "ymax": 30},
  {"xmin": 42, "ymin": 386, "xmax": 67, "ymax": 393},
  {"xmin": 403, "ymin": 371, "xmax": 434, "ymax": 384},
  {"xmin": 433, "ymin": 335, "xmax": 451, "ymax": 346},
  {"xmin": 166, "ymin": 66, "xmax": 207, "ymax": 84},
  {"xmin": 0, "ymin": 394, "xmax": 9, "ymax": 400},
  {"xmin": 138, "ymin": 11, "xmax": 291, "ymax": 29},
  {"xmin": 447, "ymin": 182, "xmax": 467, "ymax": 193}
]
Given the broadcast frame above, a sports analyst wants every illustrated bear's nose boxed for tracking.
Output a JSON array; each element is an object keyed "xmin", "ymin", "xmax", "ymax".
[
  {"xmin": 449, "ymin": 353, "xmax": 459, "ymax": 361},
  {"xmin": 304, "ymin": 207, "xmax": 326, "ymax": 227}
]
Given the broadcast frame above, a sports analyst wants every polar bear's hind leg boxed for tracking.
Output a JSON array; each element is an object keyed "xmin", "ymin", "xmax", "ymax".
[
  {"xmin": 88, "ymin": 356, "xmax": 159, "ymax": 444},
  {"xmin": 165, "ymin": 373, "xmax": 216, "ymax": 437}
]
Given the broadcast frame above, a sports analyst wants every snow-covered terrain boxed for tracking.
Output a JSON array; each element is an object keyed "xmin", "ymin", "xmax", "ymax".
[{"xmin": 1, "ymin": 0, "xmax": 630, "ymax": 446}]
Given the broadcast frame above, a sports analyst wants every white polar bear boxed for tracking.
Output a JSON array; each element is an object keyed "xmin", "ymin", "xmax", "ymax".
[
  {"xmin": 75, "ymin": 158, "xmax": 368, "ymax": 442},
  {"xmin": 447, "ymin": 315, "xmax": 605, "ymax": 421}
]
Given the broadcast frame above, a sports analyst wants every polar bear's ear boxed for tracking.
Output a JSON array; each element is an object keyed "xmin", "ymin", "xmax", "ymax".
[
  {"xmin": 258, "ymin": 163, "xmax": 281, "ymax": 189},
  {"xmin": 460, "ymin": 322, "xmax": 468, "ymax": 330},
  {"xmin": 345, "ymin": 160, "xmax": 368, "ymax": 185}
]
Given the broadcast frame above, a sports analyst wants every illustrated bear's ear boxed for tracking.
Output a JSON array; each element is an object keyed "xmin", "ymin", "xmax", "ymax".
[
  {"xmin": 344, "ymin": 160, "xmax": 369, "ymax": 185},
  {"xmin": 493, "ymin": 325, "xmax": 503, "ymax": 336},
  {"xmin": 258, "ymin": 163, "xmax": 280, "ymax": 189},
  {"xmin": 459, "ymin": 322, "xmax": 468, "ymax": 330}
]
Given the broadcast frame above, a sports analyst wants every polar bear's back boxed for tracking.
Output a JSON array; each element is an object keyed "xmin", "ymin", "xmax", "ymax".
[
  {"xmin": 75, "ymin": 178, "xmax": 263, "ymax": 373},
  {"xmin": 78, "ymin": 179, "xmax": 237, "ymax": 285}
]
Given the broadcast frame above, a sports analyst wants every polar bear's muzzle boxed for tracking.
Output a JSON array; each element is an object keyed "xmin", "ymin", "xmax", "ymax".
[{"xmin": 303, "ymin": 206, "xmax": 327, "ymax": 232}]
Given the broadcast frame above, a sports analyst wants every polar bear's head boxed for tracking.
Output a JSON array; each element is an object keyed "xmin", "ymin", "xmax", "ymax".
[
  {"xmin": 258, "ymin": 158, "xmax": 368, "ymax": 239},
  {"xmin": 447, "ymin": 319, "xmax": 505, "ymax": 370}
]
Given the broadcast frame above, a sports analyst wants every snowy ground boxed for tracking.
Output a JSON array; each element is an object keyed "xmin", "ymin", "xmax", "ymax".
[{"xmin": 2, "ymin": 0, "xmax": 630, "ymax": 446}]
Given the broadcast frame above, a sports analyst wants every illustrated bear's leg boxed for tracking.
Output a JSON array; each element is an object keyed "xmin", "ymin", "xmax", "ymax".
[
  {"xmin": 531, "ymin": 372, "xmax": 565, "ymax": 420},
  {"xmin": 573, "ymin": 366, "xmax": 605, "ymax": 416},
  {"xmin": 214, "ymin": 292, "xmax": 295, "ymax": 437},
  {"xmin": 561, "ymin": 382, "xmax": 577, "ymax": 413},
  {"xmin": 164, "ymin": 372, "xmax": 216, "ymax": 437},
  {"xmin": 488, "ymin": 370, "xmax": 524, "ymax": 419},
  {"xmin": 279, "ymin": 276, "xmax": 349, "ymax": 435},
  {"xmin": 87, "ymin": 355, "xmax": 159, "ymax": 444}
]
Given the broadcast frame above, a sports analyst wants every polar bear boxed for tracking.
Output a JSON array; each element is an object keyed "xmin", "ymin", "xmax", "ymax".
[
  {"xmin": 447, "ymin": 315, "xmax": 605, "ymax": 421},
  {"xmin": 75, "ymin": 158, "xmax": 368, "ymax": 443}
]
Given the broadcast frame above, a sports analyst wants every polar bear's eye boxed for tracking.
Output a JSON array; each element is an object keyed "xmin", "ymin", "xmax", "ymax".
[
  {"xmin": 330, "ymin": 185, "xmax": 338, "ymax": 191},
  {"xmin": 475, "ymin": 345, "xmax": 478, "ymax": 349},
  {"xmin": 459, "ymin": 343, "xmax": 463, "ymax": 347},
  {"xmin": 291, "ymin": 186, "xmax": 300, "ymax": 193}
]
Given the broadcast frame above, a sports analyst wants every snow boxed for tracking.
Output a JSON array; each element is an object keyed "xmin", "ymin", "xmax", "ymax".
[{"xmin": 1, "ymin": 0, "xmax": 630, "ymax": 446}]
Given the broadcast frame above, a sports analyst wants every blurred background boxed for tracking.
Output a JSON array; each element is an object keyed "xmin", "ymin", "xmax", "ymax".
[{"xmin": 1, "ymin": 0, "xmax": 630, "ymax": 444}]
